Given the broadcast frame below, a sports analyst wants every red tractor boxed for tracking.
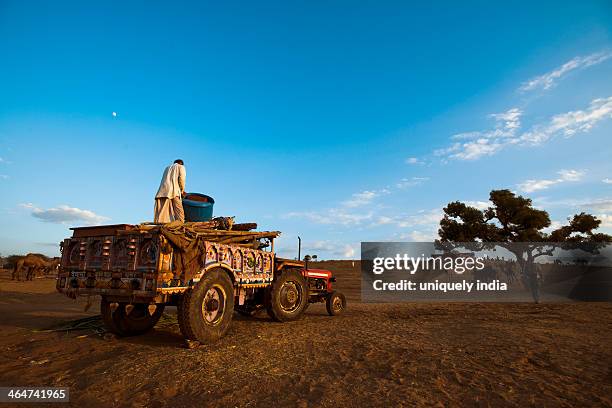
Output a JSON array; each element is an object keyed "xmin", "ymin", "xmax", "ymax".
[
  {"xmin": 234, "ymin": 257, "xmax": 347, "ymax": 318},
  {"xmin": 302, "ymin": 267, "xmax": 347, "ymax": 316}
]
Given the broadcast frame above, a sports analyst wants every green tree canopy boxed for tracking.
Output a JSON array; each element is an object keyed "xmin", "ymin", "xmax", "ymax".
[
  {"xmin": 439, "ymin": 189, "xmax": 611, "ymax": 244},
  {"xmin": 438, "ymin": 189, "xmax": 611, "ymax": 302}
]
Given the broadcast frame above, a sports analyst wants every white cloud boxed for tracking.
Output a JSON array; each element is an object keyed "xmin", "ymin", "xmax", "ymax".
[
  {"xmin": 0, "ymin": 174, "xmax": 8, "ymax": 180},
  {"xmin": 396, "ymin": 208, "xmax": 444, "ymax": 228},
  {"xmin": 518, "ymin": 179, "xmax": 558, "ymax": 193},
  {"xmin": 302, "ymin": 240, "xmax": 356, "ymax": 259},
  {"xmin": 575, "ymin": 198, "xmax": 612, "ymax": 230},
  {"xmin": 286, "ymin": 188, "xmax": 390, "ymax": 226},
  {"xmin": 368, "ymin": 207, "xmax": 446, "ymax": 229},
  {"xmin": 286, "ymin": 202, "xmax": 445, "ymax": 231},
  {"xmin": 342, "ymin": 245, "xmax": 356, "ymax": 258},
  {"xmin": 436, "ymin": 108, "xmax": 522, "ymax": 160},
  {"xmin": 399, "ymin": 230, "xmax": 437, "ymax": 241},
  {"xmin": 20, "ymin": 203, "xmax": 109, "ymax": 225},
  {"xmin": 518, "ymin": 169, "xmax": 585, "ymax": 193},
  {"xmin": 596, "ymin": 214, "xmax": 612, "ymax": 228},
  {"xmin": 446, "ymin": 108, "xmax": 522, "ymax": 143},
  {"xmin": 453, "ymin": 139, "xmax": 504, "ymax": 160},
  {"xmin": 342, "ymin": 188, "xmax": 390, "ymax": 208},
  {"xmin": 557, "ymin": 169, "xmax": 583, "ymax": 181},
  {"xmin": 521, "ymin": 97, "xmax": 612, "ymax": 144},
  {"xmin": 390, "ymin": 208, "xmax": 445, "ymax": 241},
  {"xmin": 342, "ymin": 190, "xmax": 380, "ymax": 208},
  {"xmin": 542, "ymin": 220, "xmax": 564, "ymax": 234},
  {"xmin": 303, "ymin": 240, "xmax": 337, "ymax": 252},
  {"xmin": 451, "ymin": 131, "xmax": 482, "ymax": 141},
  {"xmin": 374, "ymin": 216, "xmax": 395, "ymax": 225},
  {"xmin": 396, "ymin": 176, "xmax": 429, "ymax": 189},
  {"xmin": 463, "ymin": 201, "xmax": 491, "ymax": 210},
  {"xmin": 285, "ymin": 208, "xmax": 373, "ymax": 226},
  {"xmin": 489, "ymin": 108, "xmax": 522, "ymax": 131},
  {"xmin": 580, "ymin": 198, "xmax": 612, "ymax": 213},
  {"xmin": 603, "ymin": 178, "xmax": 612, "ymax": 184},
  {"xmin": 405, "ymin": 157, "xmax": 424, "ymax": 165},
  {"xmin": 437, "ymin": 97, "xmax": 612, "ymax": 161},
  {"xmin": 519, "ymin": 51, "xmax": 612, "ymax": 92},
  {"xmin": 530, "ymin": 197, "xmax": 612, "ymax": 232}
]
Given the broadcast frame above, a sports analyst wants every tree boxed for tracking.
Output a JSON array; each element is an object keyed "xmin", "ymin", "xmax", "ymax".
[{"xmin": 438, "ymin": 189, "xmax": 611, "ymax": 302}]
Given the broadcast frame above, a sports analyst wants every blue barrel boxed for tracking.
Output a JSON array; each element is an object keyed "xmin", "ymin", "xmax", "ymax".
[{"xmin": 182, "ymin": 193, "xmax": 215, "ymax": 222}]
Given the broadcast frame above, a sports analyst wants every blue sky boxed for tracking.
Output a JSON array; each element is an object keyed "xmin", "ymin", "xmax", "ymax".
[{"xmin": 1, "ymin": 1, "xmax": 611, "ymax": 259}]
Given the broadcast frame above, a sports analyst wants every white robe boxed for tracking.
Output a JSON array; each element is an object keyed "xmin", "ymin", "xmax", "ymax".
[{"xmin": 155, "ymin": 163, "xmax": 186, "ymax": 199}]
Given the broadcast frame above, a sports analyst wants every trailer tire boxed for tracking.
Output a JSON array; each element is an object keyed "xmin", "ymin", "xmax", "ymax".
[
  {"xmin": 326, "ymin": 291, "xmax": 346, "ymax": 316},
  {"xmin": 181, "ymin": 268, "xmax": 234, "ymax": 343},
  {"xmin": 100, "ymin": 297, "xmax": 121, "ymax": 335},
  {"xmin": 235, "ymin": 305, "xmax": 259, "ymax": 317},
  {"xmin": 102, "ymin": 297, "xmax": 165, "ymax": 336},
  {"xmin": 266, "ymin": 268, "xmax": 309, "ymax": 322},
  {"xmin": 177, "ymin": 292, "xmax": 195, "ymax": 340},
  {"xmin": 114, "ymin": 303, "xmax": 165, "ymax": 336}
]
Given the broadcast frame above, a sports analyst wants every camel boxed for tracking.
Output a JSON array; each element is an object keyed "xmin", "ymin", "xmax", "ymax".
[{"xmin": 12, "ymin": 254, "xmax": 60, "ymax": 281}]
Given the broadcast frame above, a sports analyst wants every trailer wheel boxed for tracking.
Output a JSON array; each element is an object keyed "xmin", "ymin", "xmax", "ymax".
[
  {"xmin": 326, "ymin": 291, "xmax": 346, "ymax": 316},
  {"xmin": 101, "ymin": 297, "xmax": 165, "ymax": 336},
  {"xmin": 235, "ymin": 305, "xmax": 259, "ymax": 317},
  {"xmin": 181, "ymin": 268, "xmax": 234, "ymax": 343},
  {"xmin": 100, "ymin": 297, "xmax": 121, "ymax": 335},
  {"xmin": 266, "ymin": 268, "xmax": 309, "ymax": 322},
  {"xmin": 115, "ymin": 303, "xmax": 165, "ymax": 336},
  {"xmin": 177, "ymin": 292, "xmax": 194, "ymax": 339}
]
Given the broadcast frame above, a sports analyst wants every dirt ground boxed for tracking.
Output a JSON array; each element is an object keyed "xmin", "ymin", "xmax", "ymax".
[{"xmin": 0, "ymin": 263, "xmax": 611, "ymax": 408}]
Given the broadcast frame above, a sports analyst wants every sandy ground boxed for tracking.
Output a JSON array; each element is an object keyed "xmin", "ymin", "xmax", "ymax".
[{"xmin": 0, "ymin": 263, "xmax": 611, "ymax": 408}]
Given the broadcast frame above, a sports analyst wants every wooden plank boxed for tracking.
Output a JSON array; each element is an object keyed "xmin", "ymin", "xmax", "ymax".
[
  {"xmin": 231, "ymin": 223, "xmax": 257, "ymax": 231},
  {"xmin": 71, "ymin": 224, "xmax": 134, "ymax": 238}
]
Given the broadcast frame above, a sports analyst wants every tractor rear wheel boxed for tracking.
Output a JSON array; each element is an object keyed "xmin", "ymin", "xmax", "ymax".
[
  {"xmin": 326, "ymin": 291, "xmax": 346, "ymax": 316},
  {"xmin": 179, "ymin": 268, "xmax": 234, "ymax": 343},
  {"xmin": 266, "ymin": 268, "xmax": 309, "ymax": 322},
  {"xmin": 101, "ymin": 297, "xmax": 165, "ymax": 336}
]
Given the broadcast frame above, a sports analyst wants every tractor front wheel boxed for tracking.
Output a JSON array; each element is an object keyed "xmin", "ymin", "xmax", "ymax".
[{"xmin": 326, "ymin": 291, "xmax": 346, "ymax": 316}]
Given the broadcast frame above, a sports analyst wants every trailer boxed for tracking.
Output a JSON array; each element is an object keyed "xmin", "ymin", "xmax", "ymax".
[{"xmin": 56, "ymin": 220, "xmax": 346, "ymax": 343}]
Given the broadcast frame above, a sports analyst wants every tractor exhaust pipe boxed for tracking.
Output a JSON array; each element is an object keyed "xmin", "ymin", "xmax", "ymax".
[{"xmin": 297, "ymin": 236, "xmax": 301, "ymax": 261}]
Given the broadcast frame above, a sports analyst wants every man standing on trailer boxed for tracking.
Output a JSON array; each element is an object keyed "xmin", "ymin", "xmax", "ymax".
[{"xmin": 154, "ymin": 159, "xmax": 186, "ymax": 223}]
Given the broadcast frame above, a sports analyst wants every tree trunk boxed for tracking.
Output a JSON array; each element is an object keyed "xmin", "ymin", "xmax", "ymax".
[{"xmin": 522, "ymin": 253, "xmax": 540, "ymax": 303}]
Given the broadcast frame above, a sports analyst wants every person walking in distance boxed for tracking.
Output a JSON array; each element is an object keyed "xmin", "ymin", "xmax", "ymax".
[{"xmin": 154, "ymin": 159, "xmax": 186, "ymax": 223}]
